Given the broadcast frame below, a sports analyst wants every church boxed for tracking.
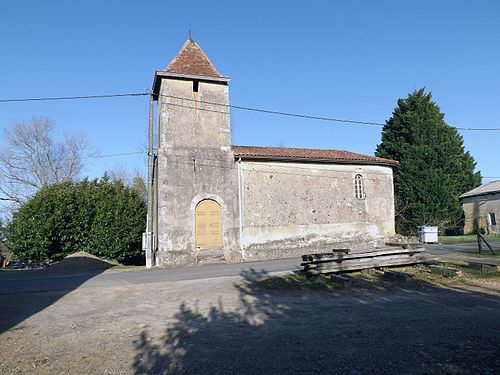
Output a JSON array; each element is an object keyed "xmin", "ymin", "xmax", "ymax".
[{"xmin": 147, "ymin": 39, "xmax": 398, "ymax": 267}]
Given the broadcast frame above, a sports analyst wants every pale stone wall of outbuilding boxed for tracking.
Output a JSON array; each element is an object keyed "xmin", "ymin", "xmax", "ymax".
[
  {"xmin": 239, "ymin": 161, "xmax": 396, "ymax": 260},
  {"xmin": 461, "ymin": 194, "xmax": 500, "ymax": 234}
]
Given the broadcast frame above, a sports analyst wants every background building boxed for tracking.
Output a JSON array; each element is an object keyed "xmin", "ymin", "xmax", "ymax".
[{"xmin": 460, "ymin": 180, "xmax": 500, "ymax": 234}]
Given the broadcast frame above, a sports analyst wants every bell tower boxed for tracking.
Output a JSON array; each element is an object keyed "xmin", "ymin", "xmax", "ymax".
[{"xmin": 151, "ymin": 39, "xmax": 240, "ymax": 266}]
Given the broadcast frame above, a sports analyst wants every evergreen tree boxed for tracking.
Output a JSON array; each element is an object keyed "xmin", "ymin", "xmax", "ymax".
[{"xmin": 376, "ymin": 89, "xmax": 481, "ymax": 235}]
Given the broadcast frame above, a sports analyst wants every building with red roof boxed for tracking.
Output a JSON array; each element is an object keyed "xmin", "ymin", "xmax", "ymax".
[{"xmin": 147, "ymin": 39, "xmax": 397, "ymax": 266}]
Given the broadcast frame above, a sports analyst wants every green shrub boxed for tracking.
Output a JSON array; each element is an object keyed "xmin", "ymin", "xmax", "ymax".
[{"xmin": 4, "ymin": 178, "xmax": 146, "ymax": 264}]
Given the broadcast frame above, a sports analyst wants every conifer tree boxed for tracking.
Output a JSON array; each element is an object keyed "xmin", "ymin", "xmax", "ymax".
[{"xmin": 376, "ymin": 89, "xmax": 481, "ymax": 235}]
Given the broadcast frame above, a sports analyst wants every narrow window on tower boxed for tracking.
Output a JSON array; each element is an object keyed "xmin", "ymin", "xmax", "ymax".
[{"xmin": 193, "ymin": 80, "xmax": 199, "ymax": 108}]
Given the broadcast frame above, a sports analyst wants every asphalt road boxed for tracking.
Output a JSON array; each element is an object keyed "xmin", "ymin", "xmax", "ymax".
[
  {"xmin": 1, "ymin": 242, "xmax": 498, "ymax": 295},
  {"xmin": 0, "ymin": 257, "xmax": 299, "ymax": 295},
  {"xmin": 427, "ymin": 240, "xmax": 500, "ymax": 254}
]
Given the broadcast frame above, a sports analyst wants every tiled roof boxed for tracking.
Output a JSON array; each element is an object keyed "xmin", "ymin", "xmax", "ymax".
[
  {"xmin": 231, "ymin": 145, "xmax": 399, "ymax": 166},
  {"xmin": 165, "ymin": 39, "xmax": 223, "ymax": 78},
  {"xmin": 460, "ymin": 180, "xmax": 500, "ymax": 198}
]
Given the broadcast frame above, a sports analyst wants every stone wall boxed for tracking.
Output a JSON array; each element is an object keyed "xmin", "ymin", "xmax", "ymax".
[
  {"xmin": 461, "ymin": 194, "xmax": 500, "ymax": 234},
  {"xmin": 153, "ymin": 75, "xmax": 397, "ymax": 267},
  {"xmin": 158, "ymin": 79, "xmax": 232, "ymax": 150},
  {"xmin": 155, "ymin": 78, "xmax": 240, "ymax": 266},
  {"xmin": 239, "ymin": 161, "xmax": 396, "ymax": 260}
]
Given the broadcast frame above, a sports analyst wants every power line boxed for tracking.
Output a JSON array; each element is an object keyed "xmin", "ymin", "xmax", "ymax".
[
  {"xmin": 159, "ymin": 94, "xmax": 500, "ymax": 131},
  {"xmin": 0, "ymin": 92, "xmax": 149, "ymax": 103},
  {"xmin": 158, "ymin": 93, "xmax": 383, "ymax": 127},
  {"xmin": 1, "ymin": 91, "xmax": 500, "ymax": 131},
  {"xmin": 5, "ymin": 151, "xmax": 147, "ymax": 165},
  {"xmin": 455, "ymin": 126, "xmax": 500, "ymax": 131},
  {"xmin": 83, "ymin": 151, "xmax": 144, "ymax": 160},
  {"xmin": 161, "ymin": 100, "xmax": 229, "ymax": 115}
]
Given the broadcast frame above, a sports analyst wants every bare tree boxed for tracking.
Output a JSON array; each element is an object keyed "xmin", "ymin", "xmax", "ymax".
[
  {"xmin": 105, "ymin": 165, "xmax": 146, "ymax": 202},
  {"xmin": 0, "ymin": 117, "xmax": 88, "ymax": 210}
]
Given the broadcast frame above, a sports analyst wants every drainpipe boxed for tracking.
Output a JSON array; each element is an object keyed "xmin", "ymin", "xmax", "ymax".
[
  {"xmin": 237, "ymin": 157, "xmax": 245, "ymax": 260},
  {"xmin": 154, "ymin": 98, "xmax": 160, "ymax": 261},
  {"xmin": 145, "ymin": 93, "xmax": 155, "ymax": 268}
]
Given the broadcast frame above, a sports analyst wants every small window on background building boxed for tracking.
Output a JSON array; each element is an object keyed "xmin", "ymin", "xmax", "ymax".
[
  {"xmin": 488, "ymin": 213, "xmax": 497, "ymax": 226},
  {"xmin": 354, "ymin": 174, "xmax": 364, "ymax": 199}
]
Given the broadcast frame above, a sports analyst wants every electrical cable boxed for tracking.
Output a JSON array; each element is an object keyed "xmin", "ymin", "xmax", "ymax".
[
  {"xmin": 158, "ymin": 93, "xmax": 500, "ymax": 131},
  {"xmin": 1, "ymin": 91, "xmax": 499, "ymax": 131},
  {"xmin": 0, "ymin": 92, "xmax": 149, "ymax": 103}
]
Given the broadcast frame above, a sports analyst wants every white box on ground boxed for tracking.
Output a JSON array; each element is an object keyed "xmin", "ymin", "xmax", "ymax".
[{"xmin": 418, "ymin": 226, "xmax": 438, "ymax": 243}]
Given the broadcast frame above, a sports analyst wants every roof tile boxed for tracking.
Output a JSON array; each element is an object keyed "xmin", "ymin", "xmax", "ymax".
[
  {"xmin": 231, "ymin": 145, "xmax": 398, "ymax": 166},
  {"xmin": 460, "ymin": 180, "xmax": 500, "ymax": 198},
  {"xmin": 166, "ymin": 39, "xmax": 223, "ymax": 78}
]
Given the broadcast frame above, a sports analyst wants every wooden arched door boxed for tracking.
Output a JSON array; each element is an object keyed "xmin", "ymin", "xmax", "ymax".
[{"xmin": 195, "ymin": 199, "xmax": 222, "ymax": 249}]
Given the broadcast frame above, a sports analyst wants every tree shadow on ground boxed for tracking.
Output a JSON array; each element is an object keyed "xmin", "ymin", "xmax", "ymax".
[
  {"xmin": 132, "ymin": 269, "xmax": 500, "ymax": 374},
  {"xmin": 0, "ymin": 256, "xmax": 113, "ymax": 334}
]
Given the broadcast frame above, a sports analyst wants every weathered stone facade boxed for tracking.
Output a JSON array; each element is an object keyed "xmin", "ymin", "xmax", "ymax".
[
  {"xmin": 154, "ymin": 70, "xmax": 241, "ymax": 265},
  {"xmin": 151, "ymin": 39, "xmax": 397, "ymax": 266},
  {"xmin": 460, "ymin": 181, "xmax": 500, "ymax": 234},
  {"xmin": 240, "ymin": 161, "xmax": 395, "ymax": 260}
]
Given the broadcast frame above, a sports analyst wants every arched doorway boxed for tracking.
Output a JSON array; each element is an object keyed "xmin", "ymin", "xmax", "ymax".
[{"xmin": 195, "ymin": 199, "xmax": 222, "ymax": 249}]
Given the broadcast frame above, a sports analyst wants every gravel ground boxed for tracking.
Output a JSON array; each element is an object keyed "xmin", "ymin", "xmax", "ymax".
[{"xmin": 1, "ymin": 270, "xmax": 499, "ymax": 374}]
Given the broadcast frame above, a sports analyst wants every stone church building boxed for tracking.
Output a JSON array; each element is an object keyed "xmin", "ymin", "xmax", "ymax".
[{"xmin": 149, "ymin": 39, "xmax": 398, "ymax": 267}]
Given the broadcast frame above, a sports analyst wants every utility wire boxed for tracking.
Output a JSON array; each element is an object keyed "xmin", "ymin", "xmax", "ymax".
[
  {"xmin": 83, "ymin": 151, "xmax": 144, "ymax": 160},
  {"xmin": 0, "ymin": 92, "xmax": 150, "ymax": 103},
  {"xmin": 0, "ymin": 92, "xmax": 149, "ymax": 103},
  {"xmin": 160, "ymin": 93, "xmax": 381, "ymax": 126},
  {"xmin": 1, "ymin": 91, "xmax": 500, "ymax": 131},
  {"xmin": 159, "ymin": 93, "xmax": 500, "ymax": 131}
]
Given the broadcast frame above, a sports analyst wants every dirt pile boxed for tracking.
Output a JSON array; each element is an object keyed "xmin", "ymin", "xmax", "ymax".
[{"xmin": 44, "ymin": 251, "xmax": 116, "ymax": 274}]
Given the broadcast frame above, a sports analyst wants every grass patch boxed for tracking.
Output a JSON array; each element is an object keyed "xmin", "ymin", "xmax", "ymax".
[
  {"xmin": 359, "ymin": 262, "xmax": 499, "ymax": 287},
  {"xmin": 408, "ymin": 262, "xmax": 499, "ymax": 285},
  {"xmin": 257, "ymin": 262, "xmax": 499, "ymax": 292},
  {"xmin": 106, "ymin": 264, "xmax": 145, "ymax": 272},
  {"xmin": 460, "ymin": 250, "xmax": 499, "ymax": 258},
  {"xmin": 439, "ymin": 234, "xmax": 500, "ymax": 244}
]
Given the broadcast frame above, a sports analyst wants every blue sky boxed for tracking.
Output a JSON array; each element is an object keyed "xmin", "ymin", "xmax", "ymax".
[{"xmin": 1, "ymin": 0, "xmax": 499, "ymax": 182}]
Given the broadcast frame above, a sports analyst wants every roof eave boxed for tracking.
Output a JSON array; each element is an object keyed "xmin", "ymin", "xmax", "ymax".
[
  {"xmin": 459, "ymin": 190, "xmax": 500, "ymax": 200},
  {"xmin": 233, "ymin": 154, "xmax": 399, "ymax": 167},
  {"xmin": 153, "ymin": 70, "xmax": 230, "ymax": 99}
]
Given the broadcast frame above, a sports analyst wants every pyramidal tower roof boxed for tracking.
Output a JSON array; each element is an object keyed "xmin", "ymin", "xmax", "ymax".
[
  {"xmin": 165, "ymin": 39, "xmax": 224, "ymax": 78},
  {"xmin": 152, "ymin": 39, "xmax": 229, "ymax": 98}
]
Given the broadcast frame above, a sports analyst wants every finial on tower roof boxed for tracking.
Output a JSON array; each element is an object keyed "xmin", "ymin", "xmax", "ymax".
[{"xmin": 188, "ymin": 23, "xmax": 192, "ymax": 41}]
